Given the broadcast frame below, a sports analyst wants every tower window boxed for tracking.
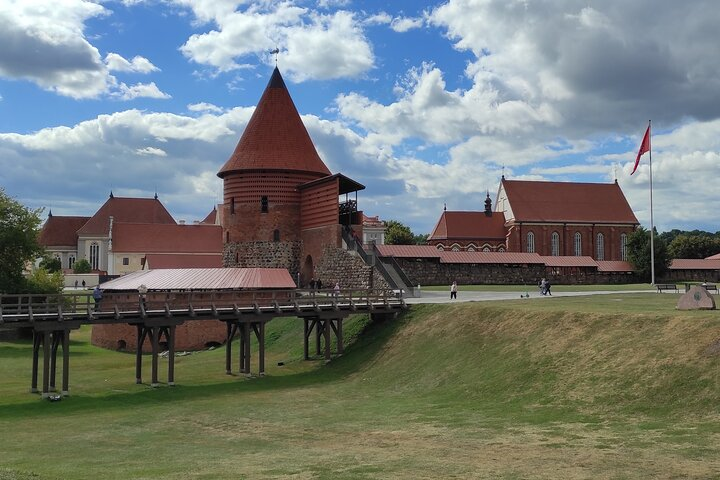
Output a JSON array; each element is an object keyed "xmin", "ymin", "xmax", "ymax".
[
  {"xmin": 230, "ymin": 197, "xmax": 235, "ymax": 214},
  {"xmin": 273, "ymin": 229, "xmax": 280, "ymax": 242},
  {"xmin": 261, "ymin": 196, "xmax": 268, "ymax": 213}
]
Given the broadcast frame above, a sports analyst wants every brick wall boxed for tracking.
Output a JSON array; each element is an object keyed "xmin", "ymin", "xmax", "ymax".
[
  {"xmin": 507, "ymin": 224, "xmax": 635, "ymax": 260},
  {"xmin": 315, "ymin": 246, "xmax": 390, "ymax": 291},
  {"xmin": 223, "ymin": 241, "xmax": 301, "ymax": 274},
  {"xmin": 223, "ymin": 203, "xmax": 302, "ymax": 243},
  {"xmin": 397, "ymin": 258, "xmax": 545, "ymax": 286},
  {"xmin": 396, "ymin": 258, "xmax": 635, "ymax": 285}
]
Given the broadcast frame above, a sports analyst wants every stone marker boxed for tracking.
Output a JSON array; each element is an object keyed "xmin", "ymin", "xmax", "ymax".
[{"xmin": 677, "ymin": 285, "xmax": 716, "ymax": 310}]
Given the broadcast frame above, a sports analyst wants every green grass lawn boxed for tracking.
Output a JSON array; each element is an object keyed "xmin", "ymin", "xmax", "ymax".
[{"xmin": 2, "ymin": 294, "xmax": 720, "ymax": 479}]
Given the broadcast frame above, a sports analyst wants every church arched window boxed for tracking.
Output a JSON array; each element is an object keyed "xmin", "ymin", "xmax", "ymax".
[
  {"xmin": 551, "ymin": 232, "xmax": 560, "ymax": 256},
  {"xmin": 89, "ymin": 242, "xmax": 100, "ymax": 270},
  {"xmin": 596, "ymin": 233, "xmax": 605, "ymax": 260},
  {"xmin": 526, "ymin": 231, "xmax": 535, "ymax": 253},
  {"xmin": 574, "ymin": 232, "xmax": 582, "ymax": 256},
  {"xmin": 621, "ymin": 233, "xmax": 628, "ymax": 261}
]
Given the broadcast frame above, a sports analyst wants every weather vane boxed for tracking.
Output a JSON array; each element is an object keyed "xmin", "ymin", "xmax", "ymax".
[{"xmin": 270, "ymin": 47, "xmax": 279, "ymax": 65}]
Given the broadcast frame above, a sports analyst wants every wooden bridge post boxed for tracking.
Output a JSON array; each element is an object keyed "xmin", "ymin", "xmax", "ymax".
[
  {"xmin": 242, "ymin": 322, "xmax": 251, "ymax": 376},
  {"xmin": 225, "ymin": 322, "xmax": 233, "ymax": 374},
  {"xmin": 50, "ymin": 332, "xmax": 60, "ymax": 392},
  {"xmin": 42, "ymin": 330, "xmax": 50, "ymax": 398},
  {"xmin": 239, "ymin": 322, "xmax": 246, "ymax": 374},
  {"xmin": 303, "ymin": 318, "xmax": 309, "ymax": 360},
  {"xmin": 259, "ymin": 321, "xmax": 265, "ymax": 376},
  {"xmin": 31, "ymin": 332, "xmax": 41, "ymax": 394},
  {"xmin": 167, "ymin": 325, "xmax": 176, "ymax": 386},
  {"xmin": 62, "ymin": 330, "xmax": 70, "ymax": 396},
  {"xmin": 135, "ymin": 325, "xmax": 145, "ymax": 384},
  {"xmin": 323, "ymin": 318, "xmax": 331, "ymax": 361},
  {"xmin": 315, "ymin": 320, "xmax": 322, "ymax": 356},
  {"xmin": 150, "ymin": 326, "xmax": 160, "ymax": 388}
]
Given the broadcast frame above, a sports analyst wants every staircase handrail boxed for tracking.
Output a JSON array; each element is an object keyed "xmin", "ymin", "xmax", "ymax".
[
  {"xmin": 341, "ymin": 227, "xmax": 402, "ymax": 291},
  {"xmin": 373, "ymin": 244, "xmax": 416, "ymax": 289}
]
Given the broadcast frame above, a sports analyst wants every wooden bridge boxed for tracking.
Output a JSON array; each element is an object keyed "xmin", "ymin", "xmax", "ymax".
[{"xmin": 0, "ymin": 289, "xmax": 406, "ymax": 398}]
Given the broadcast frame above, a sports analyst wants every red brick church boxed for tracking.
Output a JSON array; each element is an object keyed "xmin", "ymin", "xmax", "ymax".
[
  {"xmin": 429, "ymin": 177, "xmax": 639, "ymax": 261},
  {"xmin": 218, "ymin": 67, "xmax": 366, "ymax": 285}
]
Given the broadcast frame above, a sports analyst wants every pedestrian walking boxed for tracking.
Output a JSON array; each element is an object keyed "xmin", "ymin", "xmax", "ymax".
[
  {"xmin": 92, "ymin": 285, "xmax": 103, "ymax": 311},
  {"xmin": 450, "ymin": 281, "xmax": 458, "ymax": 299}
]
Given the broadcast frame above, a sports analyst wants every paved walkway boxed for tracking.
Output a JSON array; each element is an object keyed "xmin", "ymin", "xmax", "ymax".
[{"xmin": 405, "ymin": 289, "xmax": 652, "ymax": 305}]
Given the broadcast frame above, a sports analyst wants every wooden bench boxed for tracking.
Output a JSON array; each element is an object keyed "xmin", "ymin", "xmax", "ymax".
[
  {"xmin": 702, "ymin": 283, "xmax": 718, "ymax": 293},
  {"xmin": 656, "ymin": 284, "xmax": 678, "ymax": 293}
]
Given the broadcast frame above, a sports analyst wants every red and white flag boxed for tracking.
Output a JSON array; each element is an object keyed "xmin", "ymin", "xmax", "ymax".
[{"xmin": 631, "ymin": 124, "xmax": 650, "ymax": 175}]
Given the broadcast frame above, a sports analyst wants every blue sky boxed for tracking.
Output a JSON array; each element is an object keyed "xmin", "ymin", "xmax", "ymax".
[{"xmin": 2, "ymin": 0, "xmax": 720, "ymax": 235}]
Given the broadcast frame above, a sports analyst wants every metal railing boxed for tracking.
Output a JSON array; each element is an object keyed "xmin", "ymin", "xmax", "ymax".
[
  {"xmin": 341, "ymin": 227, "xmax": 410, "ymax": 294},
  {"xmin": 372, "ymin": 244, "xmax": 416, "ymax": 291}
]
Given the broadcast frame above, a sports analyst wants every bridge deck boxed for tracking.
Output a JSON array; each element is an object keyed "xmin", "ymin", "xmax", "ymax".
[{"xmin": 0, "ymin": 289, "xmax": 406, "ymax": 398}]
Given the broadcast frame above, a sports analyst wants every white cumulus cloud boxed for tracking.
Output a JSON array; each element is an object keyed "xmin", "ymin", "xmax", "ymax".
[{"xmin": 105, "ymin": 53, "xmax": 160, "ymax": 73}]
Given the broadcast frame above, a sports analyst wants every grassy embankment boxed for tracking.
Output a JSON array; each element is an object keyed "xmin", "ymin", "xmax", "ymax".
[{"xmin": 1, "ymin": 292, "xmax": 719, "ymax": 479}]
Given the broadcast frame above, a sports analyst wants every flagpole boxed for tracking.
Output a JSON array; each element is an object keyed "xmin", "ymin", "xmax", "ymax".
[{"xmin": 648, "ymin": 120, "xmax": 655, "ymax": 285}]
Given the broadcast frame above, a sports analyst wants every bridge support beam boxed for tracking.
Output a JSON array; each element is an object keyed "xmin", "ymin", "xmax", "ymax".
[
  {"xmin": 30, "ymin": 328, "xmax": 76, "ymax": 398},
  {"xmin": 302, "ymin": 317, "xmax": 345, "ymax": 361},
  {"xmin": 135, "ymin": 321, "xmax": 181, "ymax": 387},
  {"xmin": 225, "ymin": 319, "xmax": 268, "ymax": 377}
]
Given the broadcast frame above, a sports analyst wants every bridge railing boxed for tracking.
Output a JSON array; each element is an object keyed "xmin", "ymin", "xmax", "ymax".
[{"xmin": 0, "ymin": 288, "xmax": 403, "ymax": 325}]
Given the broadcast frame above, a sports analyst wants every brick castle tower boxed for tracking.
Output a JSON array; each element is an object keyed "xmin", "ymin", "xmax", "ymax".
[{"xmin": 218, "ymin": 67, "xmax": 366, "ymax": 286}]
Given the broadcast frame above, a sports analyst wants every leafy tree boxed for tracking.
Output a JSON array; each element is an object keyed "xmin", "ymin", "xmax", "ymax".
[
  {"xmin": 0, "ymin": 189, "xmax": 45, "ymax": 294},
  {"xmin": 413, "ymin": 233, "xmax": 429, "ymax": 245},
  {"xmin": 626, "ymin": 227, "xmax": 671, "ymax": 282},
  {"xmin": 39, "ymin": 255, "xmax": 62, "ymax": 273},
  {"xmin": 25, "ymin": 268, "xmax": 64, "ymax": 294},
  {"xmin": 385, "ymin": 220, "xmax": 415, "ymax": 245},
  {"xmin": 73, "ymin": 259, "xmax": 92, "ymax": 274},
  {"xmin": 668, "ymin": 234, "xmax": 720, "ymax": 259}
]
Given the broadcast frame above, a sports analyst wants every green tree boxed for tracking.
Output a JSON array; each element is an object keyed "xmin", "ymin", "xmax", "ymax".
[
  {"xmin": 413, "ymin": 233, "xmax": 429, "ymax": 245},
  {"xmin": 39, "ymin": 255, "xmax": 62, "ymax": 273},
  {"xmin": 0, "ymin": 189, "xmax": 45, "ymax": 293},
  {"xmin": 73, "ymin": 259, "xmax": 92, "ymax": 274},
  {"xmin": 668, "ymin": 234, "xmax": 720, "ymax": 259},
  {"xmin": 385, "ymin": 220, "xmax": 415, "ymax": 245},
  {"xmin": 25, "ymin": 268, "xmax": 64, "ymax": 294},
  {"xmin": 626, "ymin": 227, "xmax": 671, "ymax": 282}
]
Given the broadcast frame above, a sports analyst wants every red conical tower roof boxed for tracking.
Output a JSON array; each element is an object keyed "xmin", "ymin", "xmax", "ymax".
[{"xmin": 218, "ymin": 68, "xmax": 331, "ymax": 178}]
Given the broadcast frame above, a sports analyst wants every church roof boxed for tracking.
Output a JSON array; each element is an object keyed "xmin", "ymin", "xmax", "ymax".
[
  {"xmin": 218, "ymin": 67, "xmax": 331, "ymax": 178},
  {"xmin": 201, "ymin": 206, "xmax": 217, "ymax": 225},
  {"xmin": 78, "ymin": 196, "xmax": 176, "ymax": 236},
  {"xmin": 501, "ymin": 179, "xmax": 639, "ymax": 224},
  {"xmin": 428, "ymin": 211, "xmax": 507, "ymax": 241},
  {"xmin": 38, "ymin": 215, "xmax": 91, "ymax": 247},
  {"xmin": 111, "ymin": 222, "xmax": 222, "ymax": 253}
]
